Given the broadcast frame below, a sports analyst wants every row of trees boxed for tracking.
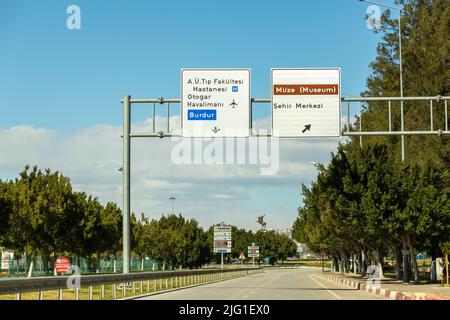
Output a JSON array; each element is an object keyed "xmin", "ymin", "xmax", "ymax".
[
  {"xmin": 0, "ymin": 166, "xmax": 123, "ymax": 276},
  {"xmin": 0, "ymin": 166, "xmax": 298, "ymax": 275},
  {"xmin": 292, "ymin": 144, "xmax": 450, "ymax": 283}
]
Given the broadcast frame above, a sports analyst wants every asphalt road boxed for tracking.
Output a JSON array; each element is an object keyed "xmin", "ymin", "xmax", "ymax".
[{"xmin": 136, "ymin": 268, "xmax": 383, "ymax": 300}]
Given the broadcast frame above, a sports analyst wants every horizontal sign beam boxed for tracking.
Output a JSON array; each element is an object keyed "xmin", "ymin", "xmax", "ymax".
[
  {"xmin": 343, "ymin": 131, "xmax": 450, "ymax": 136},
  {"xmin": 122, "ymin": 96, "xmax": 450, "ymax": 104}
]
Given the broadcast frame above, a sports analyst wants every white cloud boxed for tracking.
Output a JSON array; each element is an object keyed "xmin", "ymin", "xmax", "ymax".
[{"xmin": 0, "ymin": 117, "xmax": 343, "ymax": 230}]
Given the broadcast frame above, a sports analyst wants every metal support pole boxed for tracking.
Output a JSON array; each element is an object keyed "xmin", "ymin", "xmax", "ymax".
[
  {"xmin": 122, "ymin": 95, "xmax": 131, "ymax": 274},
  {"xmin": 445, "ymin": 100, "xmax": 448, "ymax": 132},
  {"xmin": 398, "ymin": 11, "xmax": 410, "ymax": 283},
  {"xmin": 167, "ymin": 103, "xmax": 170, "ymax": 133},
  {"xmin": 152, "ymin": 103, "xmax": 156, "ymax": 133},
  {"xmin": 359, "ymin": 104, "xmax": 363, "ymax": 148},
  {"xmin": 430, "ymin": 100, "xmax": 434, "ymax": 131},
  {"xmin": 347, "ymin": 101, "xmax": 350, "ymax": 132},
  {"xmin": 398, "ymin": 9, "xmax": 405, "ymax": 162},
  {"xmin": 388, "ymin": 100, "xmax": 392, "ymax": 132}
]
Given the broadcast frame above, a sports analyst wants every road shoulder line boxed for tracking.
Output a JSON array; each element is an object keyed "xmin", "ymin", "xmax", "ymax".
[{"xmin": 308, "ymin": 274, "xmax": 342, "ymax": 300}]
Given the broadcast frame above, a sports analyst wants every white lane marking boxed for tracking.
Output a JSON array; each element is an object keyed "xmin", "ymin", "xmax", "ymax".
[
  {"xmin": 227, "ymin": 272, "xmax": 267, "ymax": 300},
  {"xmin": 309, "ymin": 275, "xmax": 342, "ymax": 300}
]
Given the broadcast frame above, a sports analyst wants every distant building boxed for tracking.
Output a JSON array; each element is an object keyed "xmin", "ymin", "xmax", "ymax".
[
  {"xmin": 270, "ymin": 228, "xmax": 313, "ymax": 259},
  {"xmin": 272, "ymin": 228, "xmax": 293, "ymax": 239}
]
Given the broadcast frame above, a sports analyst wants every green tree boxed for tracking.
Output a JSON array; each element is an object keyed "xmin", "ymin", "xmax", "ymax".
[
  {"xmin": 8, "ymin": 166, "xmax": 76, "ymax": 276},
  {"xmin": 0, "ymin": 180, "xmax": 12, "ymax": 244}
]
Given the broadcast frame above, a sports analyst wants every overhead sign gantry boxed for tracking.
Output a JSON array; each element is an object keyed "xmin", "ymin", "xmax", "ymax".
[{"xmin": 121, "ymin": 67, "xmax": 448, "ymax": 274}]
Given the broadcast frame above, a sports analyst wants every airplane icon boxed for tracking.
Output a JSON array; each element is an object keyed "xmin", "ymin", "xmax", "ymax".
[{"xmin": 230, "ymin": 100, "xmax": 238, "ymax": 108}]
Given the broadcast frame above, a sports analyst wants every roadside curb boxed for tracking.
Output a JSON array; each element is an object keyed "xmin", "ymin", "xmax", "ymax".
[{"xmin": 315, "ymin": 273, "xmax": 448, "ymax": 300}]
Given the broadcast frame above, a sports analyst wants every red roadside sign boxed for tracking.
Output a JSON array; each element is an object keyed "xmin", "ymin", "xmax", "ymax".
[{"xmin": 54, "ymin": 257, "xmax": 71, "ymax": 273}]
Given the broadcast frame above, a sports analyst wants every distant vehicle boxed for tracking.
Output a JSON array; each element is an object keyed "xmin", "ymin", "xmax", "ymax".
[{"xmin": 286, "ymin": 257, "xmax": 298, "ymax": 261}]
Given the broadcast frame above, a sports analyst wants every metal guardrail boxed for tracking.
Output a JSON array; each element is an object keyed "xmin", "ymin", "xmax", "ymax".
[{"xmin": 0, "ymin": 267, "xmax": 261, "ymax": 300}]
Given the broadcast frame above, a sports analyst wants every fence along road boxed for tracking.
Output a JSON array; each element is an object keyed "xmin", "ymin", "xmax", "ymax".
[{"xmin": 0, "ymin": 267, "xmax": 260, "ymax": 300}]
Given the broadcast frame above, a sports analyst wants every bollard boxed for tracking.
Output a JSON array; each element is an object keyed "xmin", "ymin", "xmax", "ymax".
[
  {"xmin": 140, "ymin": 281, "xmax": 143, "ymax": 294},
  {"xmin": 38, "ymin": 291, "xmax": 44, "ymax": 300},
  {"xmin": 147, "ymin": 280, "xmax": 150, "ymax": 292},
  {"xmin": 58, "ymin": 289, "xmax": 63, "ymax": 301},
  {"xmin": 113, "ymin": 284, "xmax": 117, "ymax": 299},
  {"xmin": 75, "ymin": 288, "xmax": 79, "ymax": 300},
  {"xmin": 101, "ymin": 285, "xmax": 105, "ymax": 299},
  {"xmin": 122, "ymin": 283, "xmax": 126, "ymax": 297},
  {"xmin": 15, "ymin": 293, "xmax": 21, "ymax": 301},
  {"xmin": 88, "ymin": 286, "xmax": 93, "ymax": 300},
  {"xmin": 132, "ymin": 281, "xmax": 136, "ymax": 295}
]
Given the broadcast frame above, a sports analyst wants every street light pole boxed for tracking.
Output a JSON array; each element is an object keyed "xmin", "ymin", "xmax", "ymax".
[
  {"xmin": 122, "ymin": 96, "xmax": 131, "ymax": 274},
  {"xmin": 358, "ymin": 0, "xmax": 404, "ymax": 159},
  {"xmin": 169, "ymin": 196, "xmax": 176, "ymax": 215},
  {"xmin": 358, "ymin": 0, "xmax": 409, "ymax": 283}
]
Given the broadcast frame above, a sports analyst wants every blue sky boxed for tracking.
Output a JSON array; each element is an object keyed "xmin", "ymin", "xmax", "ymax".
[{"xmin": 0, "ymin": 0, "xmax": 393, "ymax": 230}]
